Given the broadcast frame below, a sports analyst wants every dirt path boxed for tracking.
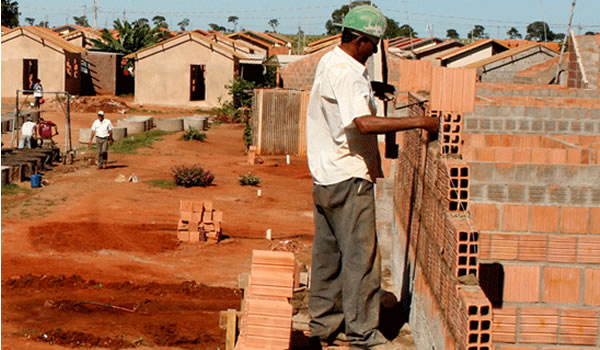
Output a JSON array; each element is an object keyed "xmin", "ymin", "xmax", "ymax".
[{"xmin": 2, "ymin": 114, "xmax": 315, "ymax": 349}]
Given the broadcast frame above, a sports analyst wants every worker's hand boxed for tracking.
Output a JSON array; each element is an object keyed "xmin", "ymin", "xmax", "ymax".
[{"xmin": 422, "ymin": 116, "xmax": 440, "ymax": 134}]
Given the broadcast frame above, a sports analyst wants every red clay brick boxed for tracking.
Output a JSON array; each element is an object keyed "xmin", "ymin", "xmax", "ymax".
[
  {"xmin": 472, "ymin": 203, "xmax": 498, "ymax": 231},
  {"xmin": 513, "ymin": 149, "xmax": 532, "ymax": 163},
  {"xmin": 589, "ymin": 207, "xmax": 600, "ymax": 234},
  {"xmin": 542, "ymin": 266, "xmax": 581, "ymax": 304},
  {"xmin": 503, "ymin": 265, "xmax": 541, "ymax": 302},
  {"xmin": 530, "ymin": 205, "xmax": 560, "ymax": 233},
  {"xmin": 559, "ymin": 308, "xmax": 598, "ymax": 345},
  {"xmin": 501, "ymin": 346, "xmax": 537, "ymax": 350},
  {"xmin": 567, "ymin": 148, "xmax": 583, "ymax": 164},
  {"xmin": 560, "ymin": 207, "xmax": 589, "ymax": 234},
  {"xmin": 549, "ymin": 149, "xmax": 568, "ymax": 164},
  {"xmin": 547, "ymin": 235, "xmax": 577, "ymax": 262},
  {"xmin": 531, "ymin": 148, "xmax": 549, "ymax": 163},
  {"xmin": 577, "ymin": 236, "xmax": 600, "ymax": 264},
  {"xmin": 479, "ymin": 232, "xmax": 491, "ymax": 260},
  {"xmin": 519, "ymin": 306, "xmax": 559, "ymax": 344},
  {"xmin": 492, "ymin": 306, "xmax": 517, "ymax": 343},
  {"xmin": 584, "ymin": 268, "xmax": 600, "ymax": 306},
  {"xmin": 495, "ymin": 148, "xmax": 513, "ymax": 162},
  {"xmin": 502, "ymin": 204, "xmax": 529, "ymax": 232},
  {"xmin": 518, "ymin": 234, "xmax": 547, "ymax": 261},
  {"xmin": 490, "ymin": 233, "xmax": 518, "ymax": 260},
  {"xmin": 477, "ymin": 148, "xmax": 495, "ymax": 161}
]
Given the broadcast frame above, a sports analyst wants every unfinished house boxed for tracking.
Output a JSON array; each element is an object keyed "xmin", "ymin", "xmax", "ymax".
[
  {"xmin": 410, "ymin": 40, "xmax": 464, "ymax": 63},
  {"xmin": 61, "ymin": 28, "xmax": 103, "ymax": 49},
  {"xmin": 467, "ymin": 43, "xmax": 559, "ymax": 83},
  {"xmin": 125, "ymin": 32, "xmax": 246, "ymax": 108},
  {"xmin": 438, "ymin": 39, "xmax": 509, "ymax": 68},
  {"xmin": 567, "ymin": 32, "xmax": 600, "ymax": 89},
  {"xmin": 1, "ymin": 26, "xmax": 85, "ymax": 98},
  {"xmin": 228, "ymin": 30, "xmax": 288, "ymax": 57},
  {"xmin": 375, "ymin": 41, "xmax": 600, "ymax": 350}
]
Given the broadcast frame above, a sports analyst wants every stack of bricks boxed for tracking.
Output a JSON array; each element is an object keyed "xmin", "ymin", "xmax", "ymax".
[
  {"xmin": 237, "ymin": 250, "xmax": 296, "ymax": 350},
  {"xmin": 177, "ymin": 200, "xmax": 223, "ymax": 243}
]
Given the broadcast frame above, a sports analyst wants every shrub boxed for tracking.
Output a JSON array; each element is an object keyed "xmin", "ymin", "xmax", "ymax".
[
  {"xmin": 172, "ymin": 164, "xmax": 214, "ymax": 187},
  {"xmin": 239, "ymin": 172, "xmax": 262, "ymax": 186},
  {"xmin": 243, "ymin": 120, "xmax": 253, "ymax": 149},
  {"xmin": 181, "ymin": 127, "xmax": 207, "ymax": 141}
]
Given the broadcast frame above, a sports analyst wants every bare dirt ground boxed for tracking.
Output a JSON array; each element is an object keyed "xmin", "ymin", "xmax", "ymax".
[{"xmin": 1, "ymin": 98, "xmax": 315, "ymax": 349}]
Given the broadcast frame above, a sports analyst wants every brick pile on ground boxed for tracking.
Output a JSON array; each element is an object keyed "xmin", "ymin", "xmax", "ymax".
[
  {"xmin": 177, "ymin": 200, "xmax": 223, "ymax": 243},
  {"xmin": 237, "ymin": 250, "xmax": 295, "ymax": 350}
]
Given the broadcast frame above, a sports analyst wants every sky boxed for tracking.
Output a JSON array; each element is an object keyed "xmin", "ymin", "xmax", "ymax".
[{"xmin": 16, "ymin": 0, "xmax": 600, "ymax": 38}]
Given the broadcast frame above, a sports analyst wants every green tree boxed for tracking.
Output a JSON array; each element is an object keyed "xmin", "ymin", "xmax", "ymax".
[
  {"xmin": 325, "ymin": 1, "xmax": 370, "ymax": 35},
  {"xmin": 137, "ymin": 18, "xmax": 149, "ymax": 26},
  {"xmin": 228, "ymin": 16, "xmax": 238, "ymax": 32},
  {"xmin": 555, "ymin": 33, "xmax": 566, "ymax": 41},
  {"xmin": 208, "ymin": 23, "xmax": 227, "ymax": 32},
  {"xmin": 446, "ymin": 28, "xmax": 459, "ymax": 39},
  {"xmin": 177, "ymin": 18, "xmax": 190, "ymax": 31},
  {"xmin": 585, "ymin": 31, "xmax": 596, "ymax": 35},
  {"xmin": 268, "ymin": 18, "xmax": 279, "ymax": 33},
  {"xmin": 91, "ymin": 19, "xmax": 168, "ymax": 55},
  {"xmin": 38, "ymin": 20, "xmax": 49, "ymax": 28},
  {"xmin": 525, "ymin": 21, "xmax": 555, "ymax": 41},
  {"xmin": 73, "ymin": 15, "xmax": 90, "ymax": 27},
  {"xmin": 152, "ymin": 15, "xmax": 168, "ymax": 28},
  {"xmin": 506, "ymin": 27, "xmax": 522, "ymax": 39},
  {"xmin": 24, "ymin": 17, "xmax": 34, "ymax": 26},
  {"xmin": 1, "ymin": 0, "xmax": 20, "ymax": 28},
  {"xmin": 467, "ymin": 25, "xmax": 487, "ymax": 40}
]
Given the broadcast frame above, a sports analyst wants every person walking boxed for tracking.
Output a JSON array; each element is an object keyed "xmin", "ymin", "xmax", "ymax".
[
  {"xmin": 89, "ymin": 111, "xmax": 113, "ymax": 169},
  {"xmin": 18, "ymin": 116, "xmax": 38, "ymax": 149},
  {"xmin": 306, "ymin": 5, "xmax": 439, "ymax": 349}
]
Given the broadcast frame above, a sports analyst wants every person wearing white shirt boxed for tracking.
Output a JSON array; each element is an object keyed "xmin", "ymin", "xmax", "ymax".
[
  {"xmin": 18, "ymin": 116, "xmax": 37, "ymax": 149},
  {"xmin": 306, "ymin": 6, "xmax": 439, "ymax": 349},
  {"xmin": 89, "ymin": 110, "xmax": 113, "ymax": 169}
]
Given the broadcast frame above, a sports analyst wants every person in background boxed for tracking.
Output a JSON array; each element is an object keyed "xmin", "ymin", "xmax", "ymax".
[
  {"xmin": 89, "ymin": 111, "xmax": 113, "ymax": 169},
  {"xmin": 19, "ymin": 116, "xmax": 37, "ymax": 149},
  {"xmin": 33, "ymin": 79, "xmax": 44, "ymax": 109},
  {"xmin": 37, "ymin": 117, "xmax": 59, "ymax": 148}
]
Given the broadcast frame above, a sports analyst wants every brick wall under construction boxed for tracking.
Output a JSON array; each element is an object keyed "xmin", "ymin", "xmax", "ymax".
[{"xmin": 385, "ymin": 59, "xmax": 600, "ymax": 350}]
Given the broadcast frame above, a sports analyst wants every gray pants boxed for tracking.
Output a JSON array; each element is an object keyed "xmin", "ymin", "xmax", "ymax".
[
  {"xmin": 96, "ymin": 136, "xmax": 109, "ymax": 167},
  {"xmin": 309, "ymin": 177, "xmax": 386, "ymax": 347}
]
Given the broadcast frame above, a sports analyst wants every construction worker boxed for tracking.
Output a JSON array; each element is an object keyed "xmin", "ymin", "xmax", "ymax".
[
  {"xmin": 37, "ymin": 117, "xmax": 59, "ymax": 149},
  {"xmin": 306, "ymin": 5, "xmax": 439, "ymax": 349},
  {"xmin": 89, "ymin": 111, "xmax": 113, "ymax": 169},
  {"xmin": 18, "ymin": 116, "xmax": 37, "ymax": 149}
]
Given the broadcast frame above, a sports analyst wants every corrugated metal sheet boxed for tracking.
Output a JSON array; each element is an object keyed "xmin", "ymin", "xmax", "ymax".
[{"xmin": 252, "ymin": 88, "xmax": 309, "ymax": 156}]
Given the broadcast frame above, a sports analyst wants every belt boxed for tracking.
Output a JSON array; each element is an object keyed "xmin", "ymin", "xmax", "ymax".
[{"xmin": 96, "ymin": 136, "xmax": 109, "ymax": 139}]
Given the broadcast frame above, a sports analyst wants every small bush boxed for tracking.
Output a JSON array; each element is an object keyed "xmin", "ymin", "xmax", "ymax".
[
  {"xmin": 145, "ymin": 178, "xmax": 176, "ymax": 188},
  {"xmin": 181, "ymin": 127, "xmax": 207, "ymax": 141},
  {"xmin": 239, "ymin": 172, "xmax": 262, "ymax": 186},
  {"xmin": 172, "ymin": 164, "xmax": 214, "ymax": 187},
  {"xmin": 243, "ymin": 120, "xmax": 252, "ymax": 149}
]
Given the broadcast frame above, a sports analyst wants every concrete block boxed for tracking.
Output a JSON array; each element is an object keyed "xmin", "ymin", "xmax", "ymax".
[
  {"xmin": 124, "ymin": 115, "xmax": 153, "ymax": 130},
  {"xmin": 528, "ymin": 186, "xmax": 548, "ymax": 204},
  {"xmin": 112, "ymin": 127, "xmax": 127, "ymax": 141},
  {"xmin": 156, "ymin": 118, "xmax": 184, "ymax": 132},
  {"xmin": 182, "ymin": 115, "xmax": 208, "ymax": 131},
  {"xmin": 79, "ymin": 128, "xmax": 92, "ymax": 144},
  {"xmin": 117, "ymin": 120, "xmax": 145, "ymax": 134}
]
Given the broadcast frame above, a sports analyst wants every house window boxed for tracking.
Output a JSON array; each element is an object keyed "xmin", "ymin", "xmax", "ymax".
[
  {"xmin": 190, "ymin": 64, "xmax": 206, "ymax": 101},
  {"xmin": 23, "ymin": 59, "xmax": 38, "ymax": 93}
]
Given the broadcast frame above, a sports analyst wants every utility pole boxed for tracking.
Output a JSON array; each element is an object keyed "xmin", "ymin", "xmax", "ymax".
[
  {"xmin": 93, "ymin": 0, "xmax": 98, "ymax": 29},
  {"xmin": 123, "ymin": 9, "xmax": 127, "ymax": 22},
  {"xmin": 297, "ymin": 24, "xmax": 301, "ymax": 54}
]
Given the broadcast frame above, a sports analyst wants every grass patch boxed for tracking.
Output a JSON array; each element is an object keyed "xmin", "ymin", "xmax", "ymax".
[
  {"xmin": 144, "ymin": 179, "xmax": 176, "ymax": 188},
  {"xmin": 111, "ymin": 130, "xmax": 171, "ymax": 154},
  {"xmin": 125, "ymin": 108, "xmax": 166, "ymax": 114},
  {"xmin": 1, "ymin": 184, "xmax": 31, "ymax": 196}
]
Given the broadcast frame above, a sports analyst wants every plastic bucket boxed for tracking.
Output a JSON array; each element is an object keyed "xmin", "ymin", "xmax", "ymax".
[{"xmin": 30, "ymin": 173, "xmax": 42, "ymax": 188}]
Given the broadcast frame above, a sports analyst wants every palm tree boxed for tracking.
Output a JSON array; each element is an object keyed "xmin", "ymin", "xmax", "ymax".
[
  {"xmin": 91, "ymin": 19, "xmax": 168, "ymax": 55},
  {"xmin": 268, "ymin": 19, "xmax": 279, "ymax": 33}
]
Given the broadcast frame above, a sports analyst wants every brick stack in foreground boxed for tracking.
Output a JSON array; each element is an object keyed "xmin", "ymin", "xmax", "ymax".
[{"xmin": 237, "ymin": 250, "xmax": 295, "ymax": 350}]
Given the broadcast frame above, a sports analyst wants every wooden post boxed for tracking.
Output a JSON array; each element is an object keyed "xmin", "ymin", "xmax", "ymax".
[{"xmin": 225, "ymin": 308, "xmax": 237, "ymax": 350}]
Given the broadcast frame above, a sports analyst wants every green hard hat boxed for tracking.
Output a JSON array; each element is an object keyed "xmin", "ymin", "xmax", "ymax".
[{"xmin": 338, "ymin": 5, "xmax": 387, "ymax": 39}]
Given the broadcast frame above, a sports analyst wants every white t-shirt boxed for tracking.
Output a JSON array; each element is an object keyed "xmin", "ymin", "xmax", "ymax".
[
  {"xmin": 91, "ymin": 119, "xmax": 113, "ymax": 138},
  {"xmin": 306, "ymin": 46, "xmax": 382, "ymax": 185},
  {"xmin": 21, "ymin": 121, "xmax": 36, "ymax": 136}
]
